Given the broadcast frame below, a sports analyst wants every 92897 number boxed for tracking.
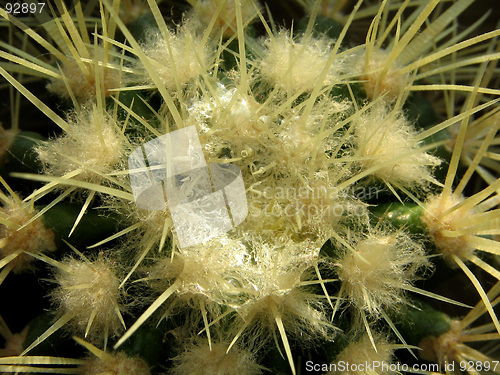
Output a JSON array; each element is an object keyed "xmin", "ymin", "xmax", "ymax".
[{"xmin": 3, "ymin": 2, "xmax": 46, "ymax": 15}]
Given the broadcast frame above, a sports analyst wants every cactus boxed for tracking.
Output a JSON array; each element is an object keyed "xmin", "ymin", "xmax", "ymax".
[{"xmin": 0, "ymin": 0, "xmax": 500, "ymax": 374}]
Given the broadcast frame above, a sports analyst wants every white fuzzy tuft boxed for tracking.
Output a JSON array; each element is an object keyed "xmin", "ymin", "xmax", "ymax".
[
  {"xmin": 47, "ymin": 47, "xmax": 121, "ymax": 103},
  {"xmin": 422, "ymin": 194, "xmax": 476, "ymax": 264},
  {"xmin": 334, "ymin": 229, "xmax": 429, "ymax": 316},
  {"xmin": 36, "ymin": 106, "xmax": 124, "ymax": 185},
  {"xmin": 192, "ymin": 83, "xmax": 268, "ymax": 170},
  {"xmin": 358, "ymin": 49, "xmax": 407, "ymax": 101},
  {"xmin": 81, "ymin": 352, "xmax": 150, "ymax": 375},
  {"xmin": 258, "ymin": 31, "xmax": 345, "ymax": 93},
  {"xmin": 52, "ymin": 254, "xmax": 124, "ymax": 342},
  {"xmin": 0, "ymin": 199, "xmax": 56, "ymax": 274},
  {"xmin": 352, "ymin": 103, "xmax": 440, "ymax": 188},
  {"xmin": 139, "ymin": 26, "xmax": 211, "ymax": 90},
  {"xmin": 230, "ymin": 237, "xmax": 334, "ymax": 347},
  {"xmin": 148, "ymin": 234, "xmax": 253, "ymax": 310},
  {"xmin": 171, "ymin": 339, "xmax": 262, "ymax": 375},
  {"xmin": 326, "ymin": 334, "xmax": 396, "ymax": 375}
]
